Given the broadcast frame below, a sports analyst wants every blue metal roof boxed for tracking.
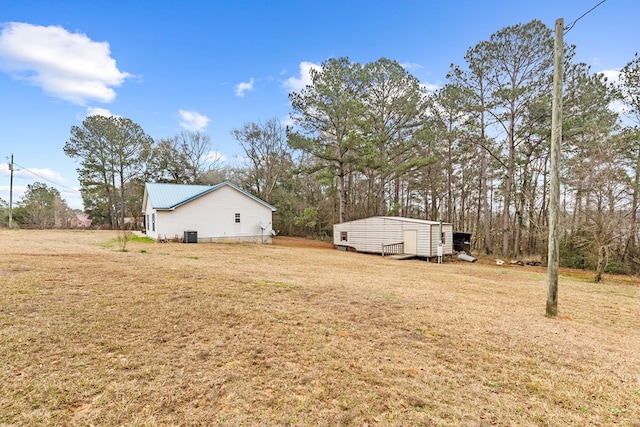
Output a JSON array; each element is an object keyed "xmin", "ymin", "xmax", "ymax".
[
  {"xmin": 145, "ymin": 183, "xmax": 211, "ymax": 209},
  {"xmin": 144, "ymin": 181, "xmax": 277, "ymax": 211}
]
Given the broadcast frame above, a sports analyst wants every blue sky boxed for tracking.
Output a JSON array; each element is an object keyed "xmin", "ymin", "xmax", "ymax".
[{"xmin": 0, "ymin": 0, "xmax": 638, "ymax": 209}]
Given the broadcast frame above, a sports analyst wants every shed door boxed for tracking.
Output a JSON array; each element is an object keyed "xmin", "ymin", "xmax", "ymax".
[{"xmin": 404, "ymin": 230, "xmax": 417, "ymax": 255}]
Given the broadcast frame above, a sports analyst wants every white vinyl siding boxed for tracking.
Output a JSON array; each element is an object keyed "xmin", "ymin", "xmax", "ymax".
[{"xmin": 153, "ymin": 185, "xmax": 273, "ymax": 242}]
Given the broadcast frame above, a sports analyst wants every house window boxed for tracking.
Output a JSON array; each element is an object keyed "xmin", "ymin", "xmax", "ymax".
[
  {"xmin": 152, "ymin": 213, "xmax": 155, "ymax": 232},
  {"xmin": 441, "ymin": 232, "xmax": 445, "ymax": 244},
  {"xmin": 146, "ymin": 215, "xmax": 149, "ymax": 231},
  {"xmin": 235, "ymin": 213, "xmax": 241, "ymax": 223},
  {"xmin": 340, "ymin": 231, "xmax": 348, "ymax": 241}
]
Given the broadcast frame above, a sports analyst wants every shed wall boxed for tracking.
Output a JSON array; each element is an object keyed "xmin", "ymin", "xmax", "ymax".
[
  {"xmin": 429, "ymin": 223, "xmax": 454, "ymax": 256},
  {"xmin": 334, "ymin": 217, "xmax": 453, "ymax": 257}
]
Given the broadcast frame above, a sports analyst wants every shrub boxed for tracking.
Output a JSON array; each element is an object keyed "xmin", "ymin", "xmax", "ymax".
[
  {"xmin": 559, "ymin": 230, "xmax": 594, "ymax": 270},
  {"xmin": 604, "ymin": 260, "xmax": 628, "ymax": 275}
]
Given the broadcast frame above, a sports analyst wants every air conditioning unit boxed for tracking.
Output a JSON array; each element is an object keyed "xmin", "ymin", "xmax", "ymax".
[{"xmin": 183, "ymin": 230, "xmax": 197, "ymax": 243}]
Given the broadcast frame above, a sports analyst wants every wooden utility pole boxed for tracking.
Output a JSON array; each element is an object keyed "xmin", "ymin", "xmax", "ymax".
[
  {"xmin": 8, "ymin": 153, "xmax": 14, "ymax": 230},
  {"xmin": 546, "ymin": 18, "xmax": 564, "ymax": 317}
]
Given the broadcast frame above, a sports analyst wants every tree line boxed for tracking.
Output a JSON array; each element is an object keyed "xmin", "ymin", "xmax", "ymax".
[{"xmin": 3, "ymin": 19, "xmax": 639, "ymax": 275}]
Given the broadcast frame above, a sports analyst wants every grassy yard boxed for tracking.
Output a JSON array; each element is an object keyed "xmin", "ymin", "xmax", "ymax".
[{"xmin": 0, "ymin": 230, "xmax": 638, "ymax": 426}]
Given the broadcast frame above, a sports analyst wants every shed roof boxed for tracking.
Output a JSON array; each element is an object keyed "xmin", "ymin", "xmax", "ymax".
[
  {"xmin": 144, "ymin": 181, "xmax": 277, "ymax": 211},
  {"xmin": 338, "ymin": 216, "xmax": 450, "ymax": 226}
]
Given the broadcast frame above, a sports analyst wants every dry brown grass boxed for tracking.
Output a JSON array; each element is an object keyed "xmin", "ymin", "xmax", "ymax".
[{"xmin": 0, "ymin": 230, "xmax": 638, "ymax": 426}]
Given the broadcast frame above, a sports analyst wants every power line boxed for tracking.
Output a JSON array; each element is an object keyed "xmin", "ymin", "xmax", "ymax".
[
  {"xmin": 13, "ymin": 162, "xmax": 81, "ymax": 194},
  {"xmin": 564, "ymin": 0, "xmax": 608, "ymax": 34}
]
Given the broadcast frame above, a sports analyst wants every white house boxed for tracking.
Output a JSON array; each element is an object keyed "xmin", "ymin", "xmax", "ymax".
[
  {"xmin": 333, "ymin": 216, "xmax": 453, "ymax": 258},
  {"xmin": 142, "ymin": 182, "xmax": 277, "ymax": 243}
]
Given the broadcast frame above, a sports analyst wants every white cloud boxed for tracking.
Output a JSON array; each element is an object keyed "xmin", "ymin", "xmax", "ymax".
[
  {"xmin": 280, "ymin": 115, "xmax": 294, "ymax": 129},
  {"xmin": 609, "ymin": 100, "xmax": 627, "ymax": 115},
  {"xmin": 16, "ymin": 167, "xmax": 67, "ymax": 182},
  {"xmin": 235, "ymin": 78, "xmax": 254, "ymax": 97},
  {"xmin": 401, "ymin": 62, "xmax": 423, "ymax": 72},
  {"xmin": 283, "ymin": 61, "xmax": 321, "ymax": 92},
  {"xmin": 0, "ymin": 22, "xmax": 131, "ymax": 105},
  {"xmin": 0, "ymin": 162, "xmax": 67, "ymax": 183},
  {"xmin": 205, "ymin": 151, "xmax": 226, "ymax": 163},
  {"xmin": 599, "ymin": 69, "xmax": 621, "ymax": 84},
  {"xmin": 595, "ymin": 69, "xmax": 627, "ymax": 116},
  {"xmin": 421, "ymin": 82, "xmax": 440, "ymax": 93},
  {"xmin": 0, "ymin": 164, "xmax": 9, "ymax": 179},
  {"xmin": 0, "ymin": 163, "xmax": 82, "ymax": 209},
  {"xmin": 0, "ymin": 184, "xmax": 28, "ymax": 202},
  {"xmin": 178, "ymin": 109, "xmax": 210, "ymax": 131},
  {"xmin": 86, "ymin": 107, "xmax": 115, "ymax": 117}
]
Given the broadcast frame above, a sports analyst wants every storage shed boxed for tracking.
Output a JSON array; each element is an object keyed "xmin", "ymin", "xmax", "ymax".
[
  {"xmin": 142, "ymin": 181, "xmax": 277, "ymax": 243},
  {"xmin": 333, "ymin": 216, "xmax": 454, "ymax": 258}
]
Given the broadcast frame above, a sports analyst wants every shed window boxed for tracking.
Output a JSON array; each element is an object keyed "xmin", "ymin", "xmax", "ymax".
[
  {"xmin": 441, "ymin": 232, "xmax": 446, "ymax": 244},
  {"xmin": 340, "ymin": 231, "xmax": 348, "ymax": 241},
  {"xmin": 235, "ymin": 213, "xmax": 241, "ymax": 223},
  {"xmin": 151, "ymin": 213, "xmax": 155, "ymax": 232}
]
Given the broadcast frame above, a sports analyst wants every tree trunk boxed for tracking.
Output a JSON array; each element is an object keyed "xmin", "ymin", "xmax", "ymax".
[
  {"xmin": 447, "ymin": 136, "xmax": 454, "ymax": 223},
  {"xmin": 501, "ymin": 163, "xmax": 514, "ymax": 255},
  {"xmin": 120, "ymin": 171, "xmax": 126, "ymax": 231},
  {"xmin": 595, "ymin": 245, "xmax": 607, "ymax": 283},
  {"xmin": 501, "ymin": 111, "xmax": 517, "ymax": 256},
  {"xmin": 481, "ymin": 132, "xmax": 492, "ymax": 254},
  {"xmin": 338, "ymin": 161, "xmax": 347, "ymax": 223},
  {"xmin": 623, "ymin": 147, "xmax": 640, "ymax": 270}
]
